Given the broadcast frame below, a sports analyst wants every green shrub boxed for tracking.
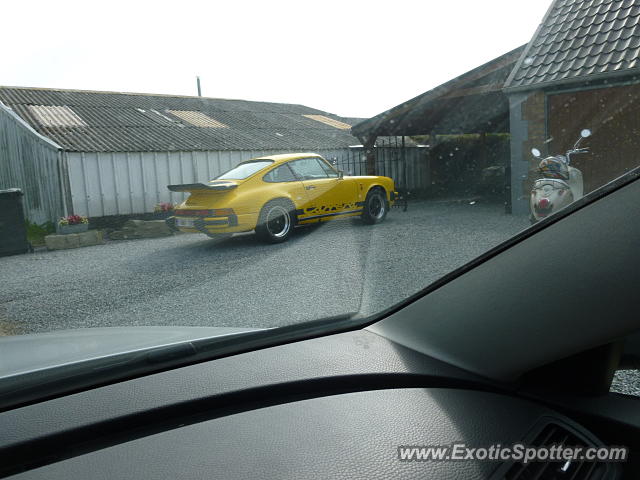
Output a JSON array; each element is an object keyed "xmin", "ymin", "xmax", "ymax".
[{"xmin": 25, "ymin": 220, "xmax": 55, "ymax": 246}]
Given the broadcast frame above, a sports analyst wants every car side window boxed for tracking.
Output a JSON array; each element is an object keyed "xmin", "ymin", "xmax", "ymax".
[
  {"xmin": 263, "ymin": 164, "xmax": 298, "ymax": 183},
  {"xmin": 288, "ymin": 158, "xmax": 329, "ymax": 180},
  {"xmin": 317, "ymin": 158, "xmax": 339, "ymax": 178}
]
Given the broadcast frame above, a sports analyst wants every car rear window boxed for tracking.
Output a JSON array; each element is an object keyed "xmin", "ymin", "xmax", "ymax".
[{"xmin": 216, "ymin": 160, "xmax": 273, "ymax": 180}]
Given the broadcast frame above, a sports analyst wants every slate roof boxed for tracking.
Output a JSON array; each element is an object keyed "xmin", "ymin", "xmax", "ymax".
[
  {"xmin": 505, "ymin": 0, "xmax": 640, "ymax": 91},
  {"xmin": 0, "ymin": 87, "xmax": 361, "ymax": 152}
]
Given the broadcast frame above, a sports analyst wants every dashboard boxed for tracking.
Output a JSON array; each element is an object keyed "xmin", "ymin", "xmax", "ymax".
[{"xmin": 0, "ymin": 329, "xmax": 621, "ymax": 479}]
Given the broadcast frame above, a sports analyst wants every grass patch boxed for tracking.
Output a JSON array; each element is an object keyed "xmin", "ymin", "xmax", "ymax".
[{"xmin": 25, "ymin": 220, "xmax": 55, "ymax": 246}]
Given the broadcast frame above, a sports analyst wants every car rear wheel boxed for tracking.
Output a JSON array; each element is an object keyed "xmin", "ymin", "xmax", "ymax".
[
  {"xmin": 255, "ymin": 199, "xmax": 296, "ymax": 243},
  {"xmin": 361, "ymin": 188, "xmax": 388, "ymax": 225}
]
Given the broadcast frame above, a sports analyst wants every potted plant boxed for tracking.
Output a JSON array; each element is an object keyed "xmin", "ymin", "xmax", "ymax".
[
  {"xmin": 153, "ymin": 202, "xmax": 175, "ymax": 220},
  {"xmin": 56, "ymin": 214, "xmax": 89, "ymax": 234}
]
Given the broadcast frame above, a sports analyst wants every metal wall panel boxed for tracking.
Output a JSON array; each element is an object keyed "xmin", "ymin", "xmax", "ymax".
[
  {"xmin": 0, "ymin": 103, "xmax": 67, "ymax": 224},
  {"xmin": 66, "ymin": 148, "xmax": 354, "ymax": 217}
]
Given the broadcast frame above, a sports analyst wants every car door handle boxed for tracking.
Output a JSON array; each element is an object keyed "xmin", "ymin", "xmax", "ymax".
[{"xmin": 305, "ymin": 185, "xmax": 316, "ymax": 190}]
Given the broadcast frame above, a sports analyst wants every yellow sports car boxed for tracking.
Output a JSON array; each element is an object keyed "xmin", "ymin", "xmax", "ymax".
[{"xmin": 166, "ymin": 153, "xmax": 398, "ymax": 243}]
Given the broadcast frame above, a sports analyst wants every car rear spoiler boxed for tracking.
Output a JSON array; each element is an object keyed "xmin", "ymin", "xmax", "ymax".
[{"xmin": 167, "ymin": 182, "xmax": 238, "ymax": 192}]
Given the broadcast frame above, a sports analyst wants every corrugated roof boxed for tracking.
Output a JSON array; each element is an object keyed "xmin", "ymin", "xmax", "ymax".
[
  {"xmin": 27, "ymin": 105, "xmax": 88, "ymax": 127},
  {"xmin": 166, "ymin": 110, "xmax": 229, "ymax": 128},
  {"xmin": 0, "ymin": 87, "xmax": 361, "ymax": 152},
  {"xmin": 302, "ymin": 115, "xmax": 352, "ymax": 129},
  {"xmin": 505, "ymin": 0, "xmax": 640, "ymax": 91}
]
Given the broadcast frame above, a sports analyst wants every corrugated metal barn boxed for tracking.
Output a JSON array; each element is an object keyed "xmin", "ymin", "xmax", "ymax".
[
  {"xmin": 0, "ymin": 102, "xmax": 66, "ymax": 224},
  {"xmin": 0, "ymin": 87, "xmax": 363, "ymax": 221}
]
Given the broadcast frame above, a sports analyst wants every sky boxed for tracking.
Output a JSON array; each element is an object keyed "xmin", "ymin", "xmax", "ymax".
[{"xmin": 2, "ymin": 0, "xmax": 551, "ymax": 118}]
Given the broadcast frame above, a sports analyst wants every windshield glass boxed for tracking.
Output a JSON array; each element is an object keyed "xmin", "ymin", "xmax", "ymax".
[
  {"xmin": 1, "ymin": 0, "xmax": 639, "ymax": 395},
  {"xmin": 215, "ymin": 161, "xmax": 273, "ymax": 180}
]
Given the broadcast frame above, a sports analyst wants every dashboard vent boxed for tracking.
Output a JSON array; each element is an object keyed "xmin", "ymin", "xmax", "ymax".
[{"xmin": 503, "ymin": 422, "xmax": 606, "ymax": 480}]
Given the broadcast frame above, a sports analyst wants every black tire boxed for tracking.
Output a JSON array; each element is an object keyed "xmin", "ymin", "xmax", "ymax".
[
  {"xmin": 361, "ymin": 188, "xmax": 389, "ymax": 225},
  {"xmin": 255, "ymin": 199, "xmax": 296, "ymax": 243}
]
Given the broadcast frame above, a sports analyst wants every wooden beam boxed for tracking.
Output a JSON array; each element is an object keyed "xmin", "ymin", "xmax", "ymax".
[{"xmin": 358, "ymin": 134, "xmax": 377, "ymax": 175}]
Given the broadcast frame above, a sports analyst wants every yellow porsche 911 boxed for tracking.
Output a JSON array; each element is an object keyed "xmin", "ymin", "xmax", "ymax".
[{"xmin": 166, "ymin": 153, "xmax": 398, "ymax": 243}]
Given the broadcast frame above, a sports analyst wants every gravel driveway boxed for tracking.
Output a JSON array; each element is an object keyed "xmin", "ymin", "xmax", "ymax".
[
  {"xmin": 0, "ymin": 200, "xmax": 638, "ymax": 395},
  {"xmin": 1, "ymin": 201, "xmax": 528, "ymax": 333}
]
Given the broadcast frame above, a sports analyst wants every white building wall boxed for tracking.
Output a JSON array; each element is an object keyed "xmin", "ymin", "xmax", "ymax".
[{"xmin": 66, "ymin": 149, "xmax": 352, "ymax": 217}]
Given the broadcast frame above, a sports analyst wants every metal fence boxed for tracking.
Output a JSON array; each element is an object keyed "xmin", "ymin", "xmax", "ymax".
[
  {"xmin": 333, "ymin": 146, "xmax": 429, "ymax": 192},
  {"xmin": 0, "ymin": 103, "xmax": 67, "ymax": 224}
]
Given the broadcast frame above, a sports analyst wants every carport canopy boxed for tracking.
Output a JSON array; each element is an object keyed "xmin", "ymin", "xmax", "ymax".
[{"xmin": 351, "ymin": 45, "xmax": 525, "ymax": 141}]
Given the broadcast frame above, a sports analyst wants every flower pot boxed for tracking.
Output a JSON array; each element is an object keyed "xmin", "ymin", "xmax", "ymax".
[{"xmin": 56, "ymin": 223, "xmax": 89, "ymax": 235}]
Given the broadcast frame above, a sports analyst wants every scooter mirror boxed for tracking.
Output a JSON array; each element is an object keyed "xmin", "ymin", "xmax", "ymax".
[
  {"xmin": 531, "ymin": 148, "xmax": 541, "ymax": 157},
  {"xmin": 581, "ymin": 129, "xmax": 591, "ymax": 138}
]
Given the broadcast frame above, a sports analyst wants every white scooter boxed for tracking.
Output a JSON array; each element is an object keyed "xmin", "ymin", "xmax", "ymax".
[{"xmin": 529, "ymin": 129, "xmax": 591, "ymax": 223}]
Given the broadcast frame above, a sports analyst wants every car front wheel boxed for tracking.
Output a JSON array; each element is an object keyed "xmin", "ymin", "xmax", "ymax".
[
  {"xmin": 255, "ymin": 199, "xmax": 295, "ymax": 243},
  {"xmin": 361, "ymin": 188, "xmax": 388, "ymax": 224}
]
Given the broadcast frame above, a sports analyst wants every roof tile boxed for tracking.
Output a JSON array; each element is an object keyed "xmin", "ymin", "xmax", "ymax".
[{"xmin": 506, "ymin": 0, "xmax": 640, "ymax": 89}]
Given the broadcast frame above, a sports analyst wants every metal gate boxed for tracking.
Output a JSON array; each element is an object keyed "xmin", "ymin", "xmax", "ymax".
[{"xmin": 333, "ymin": 144, "xmax": 429, "ymax": 192}]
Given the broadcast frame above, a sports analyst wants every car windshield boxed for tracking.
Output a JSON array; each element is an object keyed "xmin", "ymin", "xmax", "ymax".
[
  {"xmin": 215, "ymin": 161, "xmax": 273, "ymax": 180},
  {"xmin": 0, "ymin": 0, "xmax": 639, "ymax": 396}
]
